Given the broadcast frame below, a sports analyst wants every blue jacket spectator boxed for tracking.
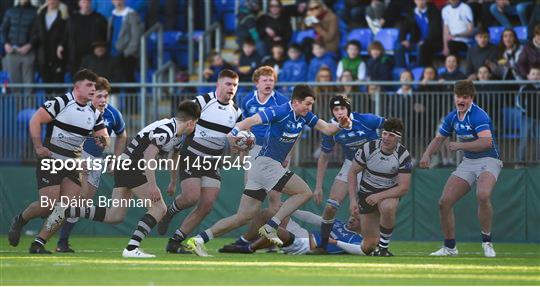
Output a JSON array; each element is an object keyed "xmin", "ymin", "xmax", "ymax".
[
  {"xmin": 307, "ymin": 41, "xmax": 336, "ymax": 81},
  {"xmin": 279, "ymin": 44, "xmax": 308, "ymax": 82}
]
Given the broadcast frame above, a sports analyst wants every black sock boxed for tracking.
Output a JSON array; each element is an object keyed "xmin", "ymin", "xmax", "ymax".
[
  {"xmin": 166, "ymin": 201, "xmax": 181, "ymax": 217},
  {"xmin": 34, "ymin": 236, "xmax": 47, "ymax": 247},
  {"xmin": 170, "ymin": 229, "xmax": 187, "ymax": 243},
  {"xmin": 378, "ymin": 225, "xmax": 393, "ymax": 249},
  {"xmin": 127, "ymin": 213, "xmax": 158, "ymax": 251},
  {"xmin": 481, "ymin": 232, "xmax": 492, "ymax": 243},
  {"xmin": 444, "ymin": 238, "xmax": 456, "ymax": 249},
  {"xmin": 320, "ymin": 218, "xmax": 335, "ymax": 248}
]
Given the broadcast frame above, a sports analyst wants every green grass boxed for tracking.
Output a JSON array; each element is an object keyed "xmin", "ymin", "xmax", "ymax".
[{"xmin": 1, "ymin": 236, "xmax": 539, "ymax": 285}]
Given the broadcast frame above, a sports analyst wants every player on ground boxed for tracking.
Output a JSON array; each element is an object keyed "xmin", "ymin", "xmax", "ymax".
[
  {"xmin": 56, "ymin": 76, "xmax": 127, "ymax": 252},
  {"xmin": 7, "ymin": 69, "xmax": 109, "ymax": 254},
  {"xmin": 45, "ymin": 100, "xmax": 201, "ymax": 258},
  {"xmin": 420, "ymin": 80, "xmax": 501, "ymax": 258},
  {"xmin": 185, "ymin": 84, "xmax": 352, "ymax": 257},
  {"xmin": 157, "ymin": 69, "xmax": 243, "ymax": 254},
  {"xmin": 309, "ymin": 95, "xmax": 384, "ymax": 255},
  {"xmin": 219, "ymin": 209, "xmax": 363, "ymax": 255},
  {"xmin": 348, "ymin": 118, "xmax": 412, "ymax": 256}
]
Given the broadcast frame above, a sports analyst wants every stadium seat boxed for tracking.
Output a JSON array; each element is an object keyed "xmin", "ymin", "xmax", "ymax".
[
  {"xmin": 347, "ymin": 28, "xmax": 373, "ymax": 55},
  {"xmin": 374, "ymin": 28, "xmax": 399, "ymax": 54},
  {"xmin": 223, "ymin": 10, "xmax": 236, "ymax": 33},
  {"xmin": 412, "ymin": 67, "xmax": 424, "ymax": 81},
  {"xmin": 514, "ymin": 26, "xmax": 528, "ymax": 43},
  {"xmin": 294, "ymin": 29, "xmax": 316, "ymax": 44},
  {"xmin": 392, "ymin": 67, "xmax": 406, "ymax": 81},
  {"xmin": 0, "ymin": 71, "xmax": 9, "ymax": 84},
  {"xmin": 501, "ymin": 107, "xmax": 523, "ymax": 139},
  {"xmin": 437, "ymin": 67, "xmax": 446, "ymax": 75},
  {"xmin": 489, "ymin": 26, "xmax": 505, "ymax": 44}
]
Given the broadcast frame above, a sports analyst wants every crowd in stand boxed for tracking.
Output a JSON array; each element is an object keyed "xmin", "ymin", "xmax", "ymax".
[{"xmin": 1, "ymin": 0, "xmax": 539, "ymax": 91}]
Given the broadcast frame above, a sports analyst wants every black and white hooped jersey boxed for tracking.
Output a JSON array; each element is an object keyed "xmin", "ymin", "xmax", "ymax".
[
  {"xmin": 42, "ymin": 92, "xmax": 105, "ymax": 160},
  {"xmin": 183, "ymin": 92, "xmax": 242, "ymax": 157},
  {"xmin": 354, "ymin": 139, "xmax": 412, "ymax": 194},
  {"xmin": 122, "ymin": 118, "xmax": 183, "ymax": 161}
]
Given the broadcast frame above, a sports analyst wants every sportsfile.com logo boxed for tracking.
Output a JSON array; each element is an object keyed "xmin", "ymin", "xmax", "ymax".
[{"xmin": 40, "ymin": 155, "xmax": 253, "ymax": 174}]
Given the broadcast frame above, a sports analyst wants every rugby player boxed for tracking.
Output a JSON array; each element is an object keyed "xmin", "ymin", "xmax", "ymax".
[
  {"xmin": 310, "ymin": 95, "xmax": 384, "ymax": 255},
  {"xmin": 7, "ymin": 69, "xmax": 109, "ymax": 254},
  {"xmin": 348, "ymin": 118, "xmax": 412, "ymax": 256},
  {"xmin": 56, "ymin": 77, "xmax": 127, "ymax": 252},
  {"xmin": 420, "ymin": 80, "xmax": 501, "ymax": 258},
  {"xmin": 45, "ymin": 100, "xmax": 200, "ymax": 258}
]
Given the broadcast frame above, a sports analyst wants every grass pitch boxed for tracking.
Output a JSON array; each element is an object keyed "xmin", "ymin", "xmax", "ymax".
[{"xmin": 1, "ymin": 236, "xmax": 539, "ymax": 285}]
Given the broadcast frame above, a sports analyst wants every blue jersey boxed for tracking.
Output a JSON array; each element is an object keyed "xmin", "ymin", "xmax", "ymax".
[
  {"xmin": 258, "ymin": 102, "xmax": 319, "ymax": 163},
  {"xmin": 241, "ymin": 90, "xmax": 289, "ymax": 146},
  {"xmin": 439, "ymin": 103, "xmax": 499, "ymax": 159},
  {"xmin": 83, "ymin": 104, "xmax": 125, "ymax": 157},
  {"xmin": 321, "ymin": 112, "xmax": 384, "ymax": 160},
  {"xmin": 313, "ymin": 219, "xmax": 363, "ymax": 254}
]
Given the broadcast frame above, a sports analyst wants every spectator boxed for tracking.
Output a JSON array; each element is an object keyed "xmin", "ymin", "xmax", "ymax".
[
  {"xmin": 517, "ymin": 65, "xmax": 540, "ymax": 163},
  {"xmin": 528, "ymin": 2, "xmax": 540, "ymax": 40},
  {"xmin": 108, "ymin": 0, "xmax": 143, "ymax": 83},
  {"xmin": 236, "ymin": 0, "xmax": 263, "ymax": 52},
  {"xmin": 389, "ymin": 70, "xmax": 414, "ymax": 122},
  {"xmin": 396, "ymin": 0, "xmax": 442, "ymax": 68},
  {"xmin": 1, "ymin": 0, "xmax": 37, "ymax": 92},
  {"xmin": 336, "ymin": 40, "xmax": 366, "ymax": 81},
  {"xmin": 339, "ymin": 69, "xmax": 356, "ymax": 96},
  {"xmin": 490, "ymin": 28, "xmax": 523, "ymax": 81},
  {"xmin": 304, "ymin": 0, "xmax": 340, "ymax": 55},
  {"xmin": 79, "ymin": 41, "xmax": 120, "ymax": 82},
  {"xmin": 490, "ymin": 0, "xmax": 533, "ymax": 28},
  {"xmin": 170, "ymin": 70, "xmax": 197, "ymax": 116},
  {"xmin": 467, "ymin": 0, "xmax": 495, "ymax": 28},
  {"xmin": 417, "ymin": 66, "xmax": 440, "ymax": 92},
  {"xmin": 279, "ymin": 44, "xmax": 308, "ymax": 83},
  {"xmin": 517, "ymin": 23, "xmax": 540, "ymax": 78},
  {"xmin": 439, "ymin": 54, "xmax": 467, "ymax": 82},
  {"xmin": 475, "ymin": 65, "xmax": 498, "ymax": 91},
  {"xmin": 307, "ymin": 41, "xmax": 337, "ymax": 81},
  {"xmin": 340, "ymin": 0, "xmax": 369, "ymax": 28},
  {"xmin": 58, "ymin": 0, "xmax": 107, "ymax": 76},
  {"xmin": 382, "ymin": 0, "xmax": 415, "ymax": 28},
  {"xmin": 442, "ymin": 0, "xmax": 474, "ymax": 56},
  {"xmin": 33, "ymin": 0, "xmax": 69, "ymax": 87},
  {"xmin": 366, "ymin": 40, "xmax": 393, "ymax": 82},
  {"xmin": 365, "ymin": 0, "xmax": 385, "ymax": 35},
  {"xmin": 262, "ymin": 43, "xmax": 286, "ymax": 75},
  {"xmin": 257, "ymin": 0, "xmax": 292, "ymax": 55},
  {"xmin": 92, "ymin": 0, "xmax": 146, "ymax": 22},
  {"xmin": 365, "ymin": 84, "xmax": 381, "ymax": 112},
  {"xmin": 203, "ymin": 52, "xmax": 236, "ymax": 83},
  {"xmin": 465, "ymin": 28, "xmax": 498, "ymax": 80},
  {"xmin": 237, "ymin": 38, "xmax": 262, "ymax": 82},
  {"xmin": 313, "ymin": 66, "xmax": 338, "ymax": 96}
]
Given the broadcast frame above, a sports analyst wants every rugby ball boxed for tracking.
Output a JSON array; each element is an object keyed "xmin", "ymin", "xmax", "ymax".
[{"xmin": 236, "ymin": 130, "xmax": 256, "ymax": 150}]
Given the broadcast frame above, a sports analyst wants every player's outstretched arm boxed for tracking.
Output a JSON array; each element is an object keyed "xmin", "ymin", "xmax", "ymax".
[
  {"xmin": 29, "ymin": 108, "xmax": 54, "ymax": 157},
  {"xmin": 419, "ymin": 133, "xmax": 447, "ymax": 168},
  {"xmin": 314, "ymin": 116, "xmax": 351, "ymax": 136},
  {"xmin": 93, "ymin": 127, "xmax": 110, "ymax": 150},
  {"xmin": 334, "ymin": 240, "xmax": 363, "ymax": 255},
  {"xmin": 448, "ymin": 130, "xmax": 493, "ymax": 153},
  {"xmin": 234, "ymin": 114, "xmax": 263, "ymax": 132}
]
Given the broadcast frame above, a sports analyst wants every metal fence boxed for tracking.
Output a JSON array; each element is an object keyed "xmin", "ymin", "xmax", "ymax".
[{"xmin": 1, "ymin": 81, "xmax": 538, "ymax": 166}]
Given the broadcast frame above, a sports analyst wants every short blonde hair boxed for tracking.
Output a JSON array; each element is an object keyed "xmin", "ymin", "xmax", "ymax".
[{"xmin": 252, "ymin": 66, "xmax": 277, "ymax": 83}]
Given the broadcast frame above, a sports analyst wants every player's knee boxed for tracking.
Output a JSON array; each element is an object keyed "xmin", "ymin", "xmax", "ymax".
[
  {"xmin": 438, "ymin": 197, "xmax": 452, "ymax": 210},
  {"xmin": 476, "ymin": 191, "xmax": 491, "ymax": 204}
]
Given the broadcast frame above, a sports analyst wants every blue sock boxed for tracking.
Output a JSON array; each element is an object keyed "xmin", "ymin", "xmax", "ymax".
[
  {"xmin": 266, "ymin": 217, "xmax": 280, "ymax": 229},
  {"xmin": 199, "ymin": 230, "xmax": 213, "ymax": 243},
  {"xmin": 482, "ymin": 232, "xmax": 492, "ymax": 243},
  {"xmin": 58, "ymin": 221, "xmax": 76, "ymax": 246},
  {"xmin": 444, "ymin": 239, "xmax": 456, "ymax": 249}
]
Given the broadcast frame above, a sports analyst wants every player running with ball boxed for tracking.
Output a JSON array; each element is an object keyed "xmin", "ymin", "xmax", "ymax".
[{"xmin": 184, "ymin": 84, "xmax": 352, "ymax": 257}]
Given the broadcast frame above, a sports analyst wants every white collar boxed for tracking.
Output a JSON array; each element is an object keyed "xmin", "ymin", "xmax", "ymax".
[
  {"xmin": 415, "ymin": 7, "xmax": 428, "ymax": 15},
  {"xmin": 112, "ymin": 7, "xmax": 134, "ymax": 17},
  {"xmin": 254, "ymin": 90, "xmax": 275, "ymax": 105}
]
